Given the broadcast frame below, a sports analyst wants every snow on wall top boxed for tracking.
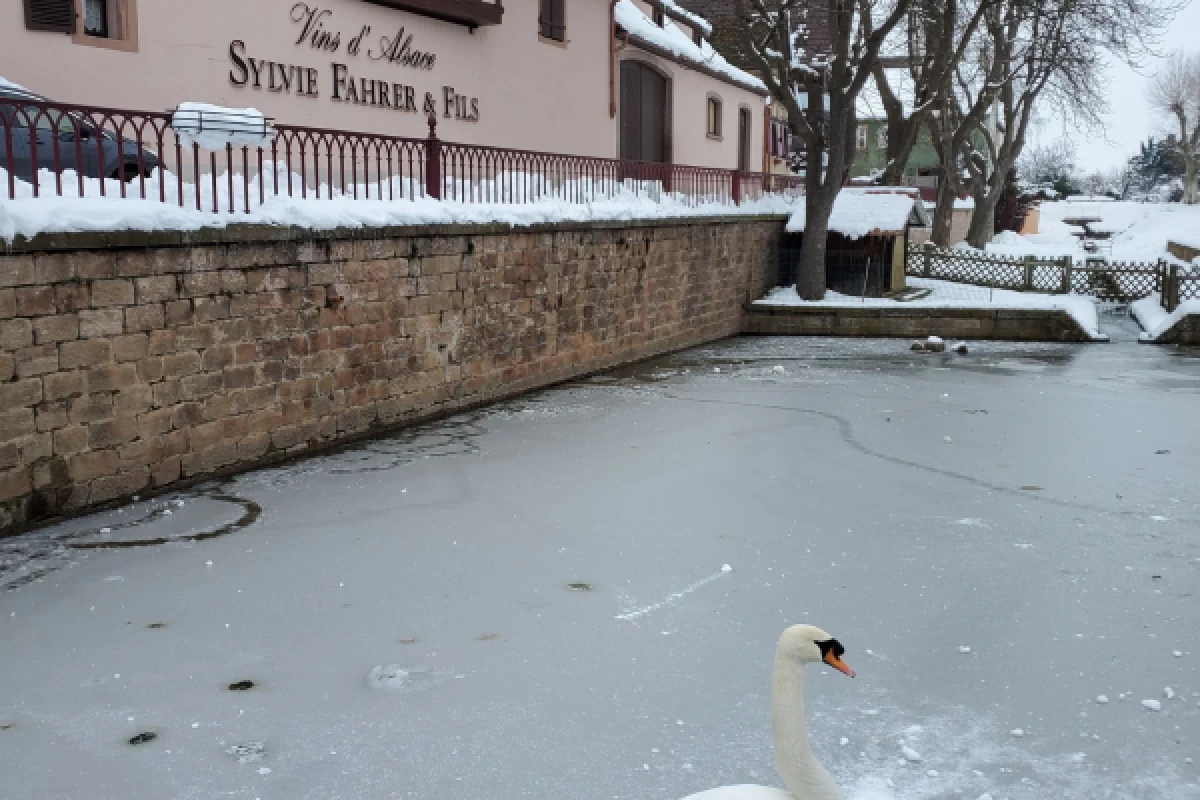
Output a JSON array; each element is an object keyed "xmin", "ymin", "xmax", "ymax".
[
  {"xmin": 614, "ymin": 0, "xmax": 767, "ymax": 94},
  {"xmin": 786, "ymin": 188, "xmax": 923, "ymax": 239},
  {"xmin": 0, "ymin": 76, "xmax": 33, "ymax": 94},
  {"xmin": 660, "ymin": 0, "xmax": 713, "ymax": 35}
]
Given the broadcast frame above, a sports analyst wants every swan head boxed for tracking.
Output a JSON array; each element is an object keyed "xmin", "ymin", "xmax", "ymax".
[{"xmin": 778, "ymin": 624, "xmax": 855, "ymax": 677}]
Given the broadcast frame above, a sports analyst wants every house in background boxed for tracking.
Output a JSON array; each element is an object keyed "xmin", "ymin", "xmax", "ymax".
[{"xmin": 849, "ymin": 71, "xmax": 940, "ymax": 194}]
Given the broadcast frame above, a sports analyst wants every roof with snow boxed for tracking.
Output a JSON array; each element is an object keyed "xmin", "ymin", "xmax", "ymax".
[
  {"xmin": 613, "ymin": 0, "xmax": 767, "ymax": 95},
  {"xmin": 787, "ymin": 188, "xmax": 929, "ymax": 239}
]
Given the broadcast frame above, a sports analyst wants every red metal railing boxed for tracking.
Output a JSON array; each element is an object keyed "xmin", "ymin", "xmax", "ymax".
[{"xmin": 0, "ymin": 97, "xmax": 804, "ymax": 213}]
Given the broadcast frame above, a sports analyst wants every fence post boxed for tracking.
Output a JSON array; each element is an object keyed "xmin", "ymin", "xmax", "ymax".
[
  {"xmin": 1022, "ymin": 256, "xmax": 1035, "ymax": 291},
  {"xmin": 732, "ymin": 170, "xmax": 741, "ymax": 206},
  {"xmin": 1059, "ymin": 256, "xmax": 1073, "ymax": 294},
  {"xmin": 424, "ymin": 114, "xmax": 441, "ymax": 200},
  {"xmin": 922, "ymin": 244, "xmax": 932, "ymax": 278},
  {"xmin": 1165, "ymin": 264, "xmax": 1179, "ymax": 312}
]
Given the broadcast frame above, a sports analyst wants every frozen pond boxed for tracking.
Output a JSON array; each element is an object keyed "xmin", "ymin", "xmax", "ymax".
[{"xmin": 1, "ymin": 319, "xmax": 1198, "ymax": 799}]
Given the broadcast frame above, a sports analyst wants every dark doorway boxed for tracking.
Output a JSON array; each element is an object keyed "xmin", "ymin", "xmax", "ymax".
[
  {"xmin": 620, "ymin": 61, "xmax": 669, "ymax": 164},
  {"xmin": 737, "ymin": 107, "xmax": 752, "ymax": 171}
]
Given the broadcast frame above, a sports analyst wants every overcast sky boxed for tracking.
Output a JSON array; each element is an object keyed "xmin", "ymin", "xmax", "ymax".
[{"xmin": 1032, "ymin": 0, "xmax": 1200, "ymax": 170}]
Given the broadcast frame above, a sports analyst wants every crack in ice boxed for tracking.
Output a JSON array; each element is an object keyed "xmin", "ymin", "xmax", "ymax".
[{"xmin": 615, "ymin": 566, "xmax": 732, "ymax": 621}]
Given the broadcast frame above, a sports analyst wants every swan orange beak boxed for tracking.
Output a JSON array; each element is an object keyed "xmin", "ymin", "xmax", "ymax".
[{"xmin": 824, "ymin": 651, "xmax": 855, "ymax": 677}]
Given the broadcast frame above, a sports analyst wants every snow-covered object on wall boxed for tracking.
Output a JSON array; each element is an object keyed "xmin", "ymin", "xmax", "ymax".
[
  {"xmin": 659, "ymin": 0, "xmax": 713, "ymax": 35},
  {"xmin": 170, "ymin": 103, "xmax": 276, "ymax": 152},
  {"xmin": 613, "ymin": 0, "xmax": 766, "ymax": 94},
  {"xmin": 786, "ymin": 188, "xmax": 927, "ymax": 239}
]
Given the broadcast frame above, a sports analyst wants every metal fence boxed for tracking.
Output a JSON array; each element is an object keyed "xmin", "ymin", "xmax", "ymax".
[
  {"xmin": 0, "ymin": 97, "xmax": 804, "ymax": 213},
  {"xmin": 906, "ymin": 242, "xmax": 1196, "ymax": 311}
]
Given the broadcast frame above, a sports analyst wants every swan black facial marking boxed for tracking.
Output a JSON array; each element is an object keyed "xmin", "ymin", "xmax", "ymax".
[{"xmin": 816, "ymin": 638, "xmax": 844, "ymax": 659}]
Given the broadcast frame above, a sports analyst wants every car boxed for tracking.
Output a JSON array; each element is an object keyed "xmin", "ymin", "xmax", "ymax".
[{"xmin": 0, "ymin": 82, "xmax": 159, "ymax": 185}]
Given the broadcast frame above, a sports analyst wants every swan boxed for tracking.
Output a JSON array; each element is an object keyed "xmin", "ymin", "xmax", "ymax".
[{"xmin": 682, "ymin": 625, "xmax": 855, "ymax": 800}]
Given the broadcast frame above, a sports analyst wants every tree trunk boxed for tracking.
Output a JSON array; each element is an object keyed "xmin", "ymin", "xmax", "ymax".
[
  {"xmin": 930, "ymin": 169, "xmax": 957, "ymax": 245},
  {"xmin": 880, "ymin": 118, "xmax": 923, "ymax": 186},
  {"xmin": 966, "ymin": 189, "xmax": 1000, "ymax": 249},
  {"xmin": 1184, "ymin": 159, "xmax": 1198, "ymax": 205},
  {"xmin": 796, "ymin": 189, "xmax": 834, "ymax": 299}
]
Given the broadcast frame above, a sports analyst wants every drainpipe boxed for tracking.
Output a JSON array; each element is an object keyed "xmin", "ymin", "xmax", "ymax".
[{"xmin": 610, "ymin": 0, "xmax": 629, "ymax": 118}]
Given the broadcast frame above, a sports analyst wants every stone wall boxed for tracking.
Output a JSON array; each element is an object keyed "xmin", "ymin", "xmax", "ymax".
[
  {"xmin": 0, "ymin": 217, "xmax": 785, "ymax": 533},
  {"xmin": 744, "ymin": 305, "xmax": 1098, "ymax": 341}
]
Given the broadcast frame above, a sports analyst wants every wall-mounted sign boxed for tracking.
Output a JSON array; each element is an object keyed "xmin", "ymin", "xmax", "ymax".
[{"xmin": 226, "ymin": 3, "xmax": 480, "ymax": 123}]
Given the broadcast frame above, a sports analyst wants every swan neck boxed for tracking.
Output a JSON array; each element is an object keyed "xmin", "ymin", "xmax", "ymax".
[{"xmin": 772, "ymin": 653, "xmax": 841, "ymax": 800}]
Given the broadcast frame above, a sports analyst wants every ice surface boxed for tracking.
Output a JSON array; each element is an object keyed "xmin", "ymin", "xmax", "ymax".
[{"xmin": 0, "ymin": 332, "xmax": 1197, "ymax": 799}]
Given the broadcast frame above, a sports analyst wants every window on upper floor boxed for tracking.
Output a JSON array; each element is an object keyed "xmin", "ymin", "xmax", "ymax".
[
  {"xmin": 653, "ymin": 4, "xmax": 665, "ymax": 26},
  {"xmin": 707, "ymin": 96, "xmax": 722, "ymax": 139},
  {"xmin": 856, "ymin": 125, "xmax": 868, "ymax": 151},
  {"xmin": 23, "ymin": 0, "xmax": 139, "ymax": 51},
  {"xmin": 539, "ymin": 0, "xmax": 566, "ymax": 43},
  {"xmin": 877, "ymin": 125, "xmax": 888, "ymax": 150}
]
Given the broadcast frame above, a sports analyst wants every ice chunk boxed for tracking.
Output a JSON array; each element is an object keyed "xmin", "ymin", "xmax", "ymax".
[
  {"xmin": 901, "ymin": 746, "xmax": 922, "ymax": 763},
  {"xmin": 958, "ymin": 646, "xmax": 972, "ymax": 654},
  {"xmin": 1096, "ymin": 695, "xmax": 1109, "ymax": 704},
  {"xmin": 226, "ymin": 742, "xmax": 265, "ymax": 763},
  {"xmin": 1142, "ymin": 699, "xmax": 1162, "ymax": 711},
  {"xmin": 1010, "ymin": 729, "xmax": 1025, "ymax": 737},
  {"xmin": 1164, "ymin": 687, "xmax": 1175, "ymax": 700}
]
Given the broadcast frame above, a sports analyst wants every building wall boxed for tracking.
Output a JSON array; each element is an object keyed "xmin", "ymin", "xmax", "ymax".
[
  {"xmin": 0, "ymin": 216, "xmax": 785, "ymax": 533},
  {"xmin": 849, "ymin": 119, "xmax": 939, "ymax": 180},
  {"xmin": 2, "ymin": 0, "xmax": 763, "ymax": 168}
]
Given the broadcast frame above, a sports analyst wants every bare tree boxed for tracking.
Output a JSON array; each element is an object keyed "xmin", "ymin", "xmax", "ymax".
[
  {"xmin": 732, "ymin": 0, "xmax": 911, "ymax": 299},
  {"xmin": 871, "ymin": 0, "xmax": 994, "ymax": 187},
  {"xmin": 951, "ymin": 0, "xmax": 1179, "ymax": 247},
  {"xmin": 1149, "ymin": 52, "xmax": 1200, "ymax": 204}
]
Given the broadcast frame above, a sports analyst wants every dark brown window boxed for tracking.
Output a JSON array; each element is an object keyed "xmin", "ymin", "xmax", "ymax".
[
  {"xmin": 539, "ymin": 0, "xmax": 565, "ymax": 42},
  {"xmin": 653, "ymin": 5, "xmax": 665, "ymax": 26},
  {"xmin": 737, "ymin": 108, "xmax": 752, "ymax": 171},
  {"xmin": 24, "ymin": 0, "xmax": 77, "ymax": 33}
]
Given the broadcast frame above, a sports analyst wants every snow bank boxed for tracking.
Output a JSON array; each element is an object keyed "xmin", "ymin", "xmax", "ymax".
[
  {"xmin": 755, "ymin": 277, "xmax": 1106, "ymax": 340},
  {"xmin": 787, "ymin": 189, "xmax": 920, "ymax": 239},
  {"xmin": 986, "ymin": 201, "xmax": 1200, "ymax": 263},
  {"xmin": 170, "ymin": 102, "xmax": 276, "ymax": 151},
  {"xmin": 1131, "ymin": 294, "xmax": 1200, "ymax": 341},
  {"xmin": 0, "ymin": 164, "xmax": 796, "ymax": 242},
  {"xmin": 613, "ymin": 0, "xmax": 765, "ymax": 93}
]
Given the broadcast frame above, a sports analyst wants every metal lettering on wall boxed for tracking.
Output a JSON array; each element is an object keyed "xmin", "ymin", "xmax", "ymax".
[{"xmin": 226, "ymin": 2, "xmax": 480, "ymax": 123}]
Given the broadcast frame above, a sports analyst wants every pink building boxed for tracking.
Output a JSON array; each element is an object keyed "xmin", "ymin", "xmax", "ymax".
[{"xmin": 5, "ymin": 0, "xmax": 770, "ymax": 171}]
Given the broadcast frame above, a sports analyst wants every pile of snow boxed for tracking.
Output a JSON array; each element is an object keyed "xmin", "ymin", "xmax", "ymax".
[
  {"xmin": 986, "ymin": 200, "xmax": 1200, "ymax": 262},
  {"xmin": 755, "ymin": 277, "xmax": 1106, "ymax": 340},
  {"xmin": 787, "ymin": 188, "xmax": 921, "ymax": 239},
  {"xmin": 924, "ymin": 197, "xmax": 975, "ymax": 211},
  {"xmin": 170, "ymin": 102, "xmax": 276, "ymax": 151},
  {"xmin": 0, "ymin": 163, "xmax": 797, "ymax": 243},
  {"xmin": 1131, "ymin": 294, "xmax": 1200, "ymax": 341},
  {"xmin": 613, "ymin": 0, "xmax": 765, "ymax": 93},
  {"xmin": 0, "ymin": 75, "xmax": 33, "ymax": 93}
]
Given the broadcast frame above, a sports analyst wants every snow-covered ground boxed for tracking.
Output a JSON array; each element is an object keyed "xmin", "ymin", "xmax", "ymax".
[
  {"xmin": 1131, "ymin": 295, "xmax": 1200, "ymax": 341},
  {"xmin": 1, "ymin": 332, "xmax": 1197, "ymax": 800},
  {"xmin": 756, "ymin": 277, "xmax": 1106, "ymax": 340},
  {"xmin": 985, "ymin": 200, "xmax": 1200, "ymax": 264}
]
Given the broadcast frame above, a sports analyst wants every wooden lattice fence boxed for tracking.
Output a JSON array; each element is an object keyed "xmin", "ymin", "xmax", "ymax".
[{"xmin": 905, "ymin": 242, "xmax": 1190, "ymax": 309}]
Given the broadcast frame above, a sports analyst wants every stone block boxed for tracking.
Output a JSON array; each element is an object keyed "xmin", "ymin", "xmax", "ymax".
[
  {"xmin": 34, "ymin": 253, "xmax": 74, "ymax": 283},
  {"xmin": 114, "ymin": 384, "xmax": 154, "ymax": 417},
  {"xmin": 43, "ymin": 371, "xmax": 85, "ymax": 402},
  {"xmin": 35, "ymin": 402, "xmax": 69, "ymax": 433},
  {"xmin": 68, "ymin": 393, "xmax": 113, "ymax": 425},
  {"xmin": 73, "ymin": 251, "xmax": 117, "ymax": 280},
  {"xmin": 179, "ymin": 372, "xmax": 224, "ymax": 401},
  {"xmin": 0, "ymin": 289, "xmax": 14, "ymax": 319},
  {"xmin": 174, "ymin": 325, "xmax": 215, "ymax": 351},
  {"xmin": 148, "ymin": 329, "xmax": 177, "ymax": 355},
  {"xmin": 59, "ymin": 338, "xmax": 112, "ymax": 369},
  {"xmin": 91, "ymin": 279, "xmax": 136, "ymax": 307},
  {"xmin": 88, "ymin": 467, "xmax": 150, "ymax": 504},
  {"xmin": 16, "ymin": 287, "xmax": 56, "ymax": 316},
  {"xmin": 0, "ymin": 408, "xmax": 36, "ymax": 440},
  {"xmin": 0, "ymin": 468, "xmax": 32, "ymax": 503},
  {"xmin": 112, "ymin": 333, "xmax": 149, "ymax": 362},
  {"xmin": 34, "ymin": 314, "xmax": 79, "ymax": 344},
  {"xmin": 0, "ymin": 255, "xmax": 35, "ymax": 288},
  {"xmin": 0, "ymin": 378, "xmax": 43, "ymax": 409},
  {"xmin": 124, "ymin": 303, "xmax": 165, "ymax": 332},
  {"xmin": 193, "ymin": 296, "xmax": 230, "ymax": 322},
  {"xmin": 54, "ymin": 283, "xmax": 90, "ymax": 313},
  {"xmin": 151, "ymin": 456, "xmax": 182, "ymax": 487},
  {"xmin": 78, "ymin": 308, "xmax": 125, "ymax": 338},
  {"xmin": 183, "ymin": 272, "xmax": 221, "ymax": 297},
  {"xmin": 88, "ymin": 417, "xmax": 139, "ymax": 449},
  {"xmin": 165, "ymin": 299, "xmax": 194, "ymax": 326},
  {"xmin": 85, "ymin": 363, "xmax": 138, "ymax": 393},
  {"xmin": 0, "ymin": 318, "xmax": 33, "ymax": 349},
  {"xmin": 68, "ymin": 450, "xmax": 119, "ymax": 482},
  {"xmin": 0, "ymin": 352, "xmax": 13, "ymax": 382},
  {"xmin": 162, "ymin": 352, "xmax": 202, "ymax": 378},
  {"xmin": 15, "ymin": 344, "xmax": 59, "ymax": 378}
]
